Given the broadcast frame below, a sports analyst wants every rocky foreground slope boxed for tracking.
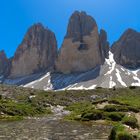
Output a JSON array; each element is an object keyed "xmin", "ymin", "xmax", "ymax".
[
  {"xmin": 0, "ymin": 85, "xmax": 140, "ymax": 139},
  {"xmin": 0, "ymin": 11, "xmax": 140, "ymax": 90}
]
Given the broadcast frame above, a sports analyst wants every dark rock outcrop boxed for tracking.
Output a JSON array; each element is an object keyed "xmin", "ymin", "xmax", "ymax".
[
  {"xmin": 0, "ymin": 50, "xmax": 10, "ymax": 77},
  {"xmin": 112, "ymin": 29, "xmax": 140, "ymax": 69},
  {"xmin": 10, "ymin": 23, "xmax": 57, "ymax": 78},
  {"xmin": 99, "ymin": 29, "xmax": 110, "ymax": 61},
  {"xmin": 65, "ymin": 11, "xmax": 97, "ymax": 41},
  {"xmin": 56, "ymin": 11, "xmax": 105, "ymax": 74}
]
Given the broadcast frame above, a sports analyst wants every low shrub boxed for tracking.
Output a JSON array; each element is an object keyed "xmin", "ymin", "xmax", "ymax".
[
  {"xmin": 122, "ymin": 116, "xmax": 139, "ymax": 129},
  {"xmin": 0, "ymin": 95, "xmax": 2, "ymax": 100},
  {"xmin": 117, "ymin": 132, "xmax": 133, "ymax": 140},
  {"xmin": 65, "ymin": 101, "xmax": 94, "ymax": 114},
  {"xmin": 104, "ymin": 105, "xmax": 139, "ymax": 113},
  {"xmin": 81, "ymin": 110, "xmax": 103, "ymax": 121},
  {"xmin": 109, "ymin": 126, "xmax": 117, "ymax": 140},
  {"xmin": 129, "ymin": 86, "xmax": 137, "ymax": 90},
  {"xmin": 109, "ymin": 124, "xmax": 125, "ymax": 140},
  {"xmin": 105, "ymin": 112, "xmax": 125, "ymax": 121},
  {"xmin": 64, "ymin": 112, "xmax": 81, "ymax": 121},
  {"xmin": 109, "ymin": 124, "xmax": 134, "ymax": 140},
  {"xmin": 109, "ymin": 100, "xmax": 123, "ymax": 105},
  {"xmin": 104, "ymin": 105, "xmax": 117, "ymax": 112},
  {"xmin": 96, "ymin": 87, "xmax": 103, "ymax": 89},
  {"xmin": 0, "ymin": 99, "xmax": 51, "ymax": 118},
  {"xmin": 104, "ymin": 105, "xmax": 128, "ymax": 112},
  {"xmin": 127, "ymin": 106, "xmax": 139, "ymax": 113},
  {"xmin": 92, "ymin": 99, "xmax": 108, "ymax": 105}
]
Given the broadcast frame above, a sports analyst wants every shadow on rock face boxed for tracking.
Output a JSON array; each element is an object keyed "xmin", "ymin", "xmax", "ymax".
[
  {"xmin": 78, "ymin": 43, "xmax": 88, "ymax": 51},
  {"xmin": 50, "ymin": 66, "xmax": 101, "ymax": 90}
]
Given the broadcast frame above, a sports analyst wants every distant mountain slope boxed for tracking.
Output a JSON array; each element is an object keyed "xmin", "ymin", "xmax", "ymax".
[
  {"xmin": 0, "ymin": 11, "xmax": 140, "ymax": 90},
  {"xmin": 112, "ymin": 28, "xmax": 140, "ymax": 69},
  {"xmin": 2, "ymin": 51, "xmax": 139, "ymax": 90},
  {"xmin": 10, "ymin": 23, "xmax": 57, "ymax": 78},
  {"xmin": 56, "ymin": 11, "xmax": 109, "ymax": 74}
]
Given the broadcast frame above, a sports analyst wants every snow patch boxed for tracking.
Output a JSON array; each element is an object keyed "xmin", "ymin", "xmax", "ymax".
[
  {"xmin": 63, "ymin": 83, "xmax": 97, "ymax": 90},
  {"xmin": 131, "ymin": 69, "xmax": 139, "ymax": 76},
  {"xmin": 38, "ymin": 72, "xmax": 50, "ymax": 82},
  {"xmin": 24, "ymin": 80, "xmax": 37, "ymax": 88},
  {"xmin": 105, "ymin": 51, "xmax": 116, "ymax": 75},
  {"xmin": 131, "ymin": 76, "xmax": 140, "ymax": 86},
  {"xmin": 127, "ymin": 69, "xmax": 140, "ymax": 86},
  {"xmin": 109, "ymin": 76, "xmax": 116, "ymax": 88},
  {"xmin": 88, "ymin": 85, "xmax": 97, "ymax": 89},
  {"xmin": 44, "ymin": 85, "xmax": 53, "ymax": 91},
  {"xmin": 43, "ymin": 78, "xmax": 53, "ymax": 91},
  {"xmin": 127, "ymin": 71, "xmax": 131, "ymax": 76},
  {"xmin": 24, "ymin": 72, "xmax": 51, "ymax": 88},
  {"xmin": 116, "ymin": 69, "xmax": 127, "ymax": 87},
  {"xmin": 131, "ymin": 82, "xmax": 140, "ymax": 87},
  {"xmin": 121, "ymin": 68, "xmax": 125, "ymax": 72}
]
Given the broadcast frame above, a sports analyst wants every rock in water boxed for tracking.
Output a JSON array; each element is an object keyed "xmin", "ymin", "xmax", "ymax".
[
  {"xmin": 56, "ymin": 11, "xmax": 104, "ymax": 74},
  {"xmin": 10, "ymin": 23, "xmax": 57, "ymax": 78},
  {"xmin": 112, "ymin": 29, "xmax": 140, "ymax": 69},
  {"xmin": 0, "ymin": 50, "xmax": 10, "ymax": 77}
]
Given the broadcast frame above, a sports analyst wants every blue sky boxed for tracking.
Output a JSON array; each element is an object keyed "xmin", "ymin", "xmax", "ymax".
[{"xmin": 0, "ymin": 0, "xmax": 140, "ymax": 57}]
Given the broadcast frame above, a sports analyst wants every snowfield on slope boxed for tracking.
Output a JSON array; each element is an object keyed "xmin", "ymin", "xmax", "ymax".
[{"xmin": 3, "ymin": 52, "xmax": 140, "ymax": 91}]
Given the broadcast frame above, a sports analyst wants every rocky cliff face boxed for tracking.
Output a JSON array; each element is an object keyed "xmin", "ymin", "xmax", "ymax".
[
  {"xmin": 112, "ymin": 29, "xmax": 140, "ymax": 69},
  {"xmin": 56, "ymin": 11, "xmax": 107, "ymax": 74},
  {"xmin": 10, "ymin": 23, "xmax": 57, "ymax": 78},
  {"xmin": 0, "ymin": 50, "xmax": 10, "ymax": 77},
  {"xmin": 99, "ymin": 29, "xmax": 110, "ymax": 61},
  {"xmin": 1, "ymin": 11, "xmax": 140, "ymax": 89}
]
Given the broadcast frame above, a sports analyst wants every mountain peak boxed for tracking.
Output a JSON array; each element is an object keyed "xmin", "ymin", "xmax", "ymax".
[
  {"xmin": 112, "ymin": 28, "xmax": 140, "ymax": 69},
  {"xmin": 0, "ymin": 50, "xmax": 10, "ymax": 76},
  {"xmin": 65, "ymin": 11, "xmax": 97, "ymax": 40},
  {"xmin": 72, "ymin": 11, "xmax": 87, "ymax": 16},
  {"xmin": 9, "ymin": 23, "xmax": 57, "ymax": 78},
  {"xmin": 124, "ymin": 28, "xmax": 138, "ymax": 34},
  {"xmin": 28, "ymin": 23, "xmax": 51, "ymax": 33},
  {"xmin": 0, "ymin": 50, "xmax": 6, "ymax": 57},
  {"xmin": 56, "ymin": 12, "xmax": 104, "ymax": 74}
]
